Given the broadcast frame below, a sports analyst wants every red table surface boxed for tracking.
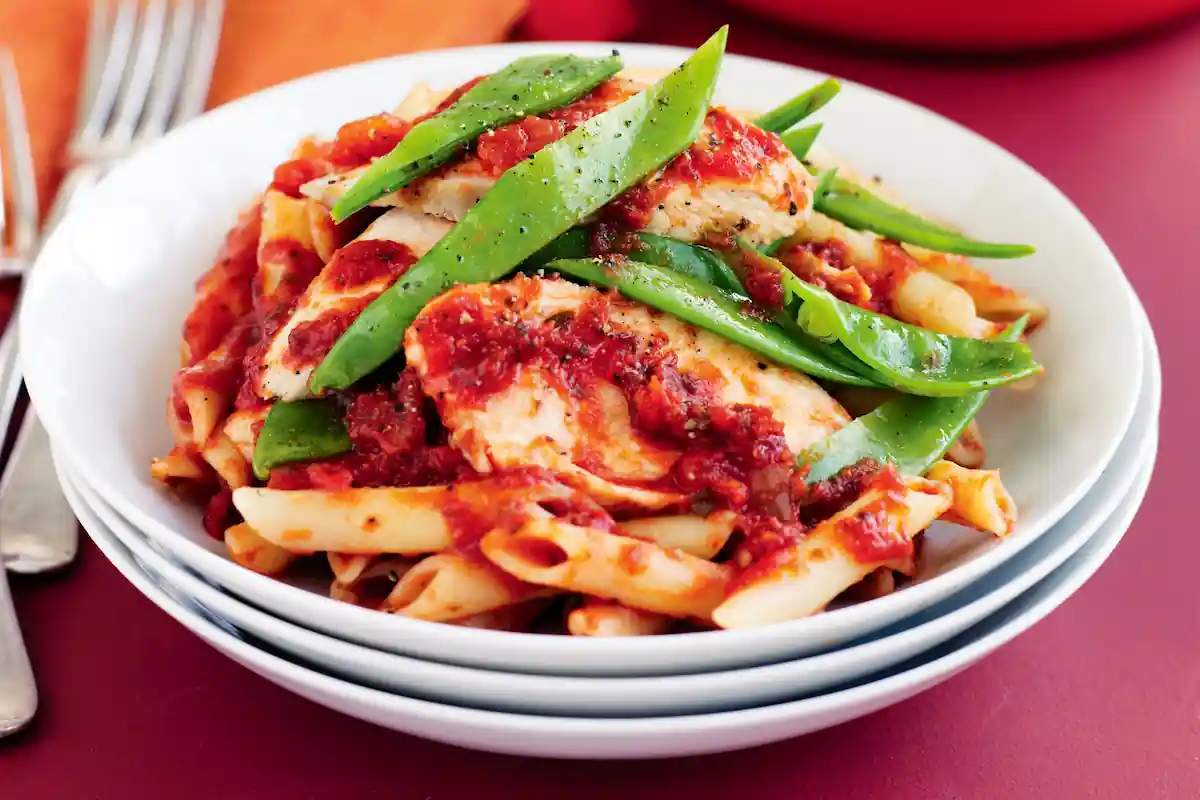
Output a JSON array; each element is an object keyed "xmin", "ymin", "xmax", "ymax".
[{"xmin": 4, "ymin": 5, "xmax": 1199, "ymax": 797}]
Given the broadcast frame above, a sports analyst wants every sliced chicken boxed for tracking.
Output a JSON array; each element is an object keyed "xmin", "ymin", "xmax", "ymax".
[
  {"xmin": 249, "ymin": 208, "xmax": 452, "ymax": 401},
  {"xmin": 404, "ymin": 275, "xmax": 850, "ymax": 512},
  {"xmin": 301, "ymin": 78, "xmax": 815, "ymax": 247}
]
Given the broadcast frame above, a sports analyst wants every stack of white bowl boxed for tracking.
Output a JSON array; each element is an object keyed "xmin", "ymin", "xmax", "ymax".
[{"xmin": 17, "ymin": 45, "xmax": 1160, "ymax": 758}]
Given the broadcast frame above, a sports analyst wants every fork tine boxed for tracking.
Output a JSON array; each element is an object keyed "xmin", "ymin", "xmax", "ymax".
[
  {"xmin": 170, "ymin": 0, "xmax": 224, "ymax": 127},
  {"xmin": 135, "ymin": 0, "xmax": 196, "ymax": 143},
  {"xmin": 73, "ymin": 0, "xmax": 138, "ymax": 157},
  {"xmin": 0, "ymin": 51, "xmax": 38, "ymax": 260},
  {"xmin": 72, "ymin": 0, "xmax": 114, "ymax": 140},
  {"xmin": 105, "ymin": 0, "xmax": 168, "ymax": 149}
]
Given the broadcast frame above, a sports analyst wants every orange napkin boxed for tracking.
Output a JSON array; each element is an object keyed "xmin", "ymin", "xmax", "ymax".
[{"xmin": 0, "ymin": 0, "xmax": 528, "ymax": 215}]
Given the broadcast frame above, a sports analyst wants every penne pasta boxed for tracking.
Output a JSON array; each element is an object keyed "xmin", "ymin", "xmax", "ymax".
[
  {"xmin": 225, "ymin": 523, "xmax": 296, "ymax": 576},
  {"xmin": 619, "ymin": 511, "xmax": 738, "ymax": 559},
  {"xmin": 257, "ymin": 190, "xmax": 324, "ymax": 313},
  {"xmin": 383, "ymin": 553, "xmax": 546, "ymax": 622},
  {"xmin": 712, "ymin": 475, "xmax": 952, "ymax": 629},
  {"xmin": 914, "ymin": 249, "xmax": 1049, "ymax": 328},
  {"xmin": 231, "ymin": 485, "xmax": 454, "ymax": 555},
  {"xmin": 201, "ymin": 433, "xmax": 252, "ymax": 490},
  {"xmin": 891, "ymin": 266, "xmax": 998, "ymax": 339},
  {"xmin": 223, "ymin": 406, "xmax": 270, "ymax": 463},
  {"xmin": 945, "ymin": 419, "xmax": 986, "ymax": 469},
  {"xmin": 150, "ymin": 446, "xmax": 209, "ymax": 486},
  {"xmin": 481, "ymin": 519, "xmax": 732, "ymax": 621},
  {"xmin": 448, "ymin": 598, "xmax": 554, "ymax": 632},
  {"xmin": 926, "ymin": 460, "xmax": 1017, "ymax": 536},
  {"xmin": 329, "ymin": 554, "xmax": 417, "ymax": 607},
  {"xmin": 567, "ymin": 598, "xmax": 673, "ymax": 637}
]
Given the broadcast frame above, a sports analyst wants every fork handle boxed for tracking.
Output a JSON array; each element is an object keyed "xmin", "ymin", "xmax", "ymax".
[
  {"xmin": 0, "ymin": 409, "xmax": 79, "ymax": 573},
  {"xmin": 0, "ymin": 563, "xmax": 37, "ymax": 736}
]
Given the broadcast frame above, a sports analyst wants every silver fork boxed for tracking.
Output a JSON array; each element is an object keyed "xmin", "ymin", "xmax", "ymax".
[
  {"xmin": 0, "ymin": 48, "xmax": 39, "ymax": 737},
  {"xmin": 0, "ymin": 0, "xmax": 224, "ymax": 574}
]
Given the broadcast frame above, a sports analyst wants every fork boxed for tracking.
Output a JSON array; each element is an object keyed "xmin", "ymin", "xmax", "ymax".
[
  {"xmin": 0, "ymin": 0, "xmax": 225, "ymax": 574},
  {"xmin": 0, "ymin": 48, "xmax": 39, "ymax": 737}
]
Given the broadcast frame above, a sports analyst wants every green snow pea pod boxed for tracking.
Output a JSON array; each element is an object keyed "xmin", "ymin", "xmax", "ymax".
[
  {"xmin": 728, "ymin": 239, "xmax": 1041, "ymax": 396},
  {"xmin": 813, "ymin": 172, "xmax": 1035, "ymax": 259},
  {"xmin": 525, "ymin": 228, "xmax": 744, "ymax": 295},
  {"xmin": 755, "ymin": 78, "xmax": 841, "ymax": 134},
  {"xmin": 252, "ymin": 399, "xmax": 351, "ymax": 480},
  {"xmin": 332, "ymin": 53, "xmax": 623, "ymax": 222},
  {"xmin": 780, "ymin": 122, "xmax": 822, "ymax": 159},
  {"xmin": 799, "ymin": 316, "xmax": 1029, "ymax": 484},
  {"xmin": 545, "ymin": 256, "xmax": 880, "ymax": 387},
  {"xmin": 310, "ymin": 27, "xmax": 729, "ymax": 393}
]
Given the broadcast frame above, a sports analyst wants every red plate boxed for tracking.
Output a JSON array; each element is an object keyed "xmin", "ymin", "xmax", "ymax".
[{"xmin": 725, "ymin": 0, "xmax": 1200, "ymax": 51}]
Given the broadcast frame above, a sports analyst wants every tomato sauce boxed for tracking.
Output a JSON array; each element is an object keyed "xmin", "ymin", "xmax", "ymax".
[
  {"xmin": 202, "ymin": 489, "xmax": 237, "ymax": 540},
  {"xmin": 282, "ymin": 241, "xmax": 419, "ymax": 367},
  {"xmin": 607, "ymin": 108, "xmax": 790, "ymax": 228},
  {"xmin": 256, "ymin": 238, "xmax": 326, "ymax": 316},
  {"xmin": 834, "ymin": 464, "xmax": 914, "ymax": 563},
  {"xmin": 182, "ymin": 205, "xmax": 261, "ymax": 366},
  {"xmin": 326, "ymin": 76, "xmax": 486, "ymax": 170},
  {"xmin": 270, "ymin": 157, "xmax": 330, "ymax": 198},
  {"xmin": 172, "ymin": 322, "xmax": 258, "ymax": 430},
  {"xmin": 266, "ymin": 370, "xmax": 473, "ymax": 492},
  {"xmin": 472, "ymin": 79, "xmax": 633, "ymax": 175}
]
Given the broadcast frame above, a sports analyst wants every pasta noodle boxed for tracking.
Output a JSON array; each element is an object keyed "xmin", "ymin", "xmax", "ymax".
[
  {"xmin": 712, "ymin": 475, "xmax": 952, "ymax": 629},
  {"xmin": 225, "ymin": 523, "xmax": 296, "ymax": 576},
  {"xmin": 926, "ymin": 460, "xmax": 1017, "ymax": 536},
  {"xmin": 567, "ymin": 598, "xmax": 672, "ymax": 637},
  {"xmin": 231, "ymin": 486, "xmax": 454, "ymax": 555},
  {"xmin": 619, "ymin": 511, "xmax": 738, "ymax": 559},
  {"xmin": 383, "ymin": 552, "xmax": 547, "ymax": 621},
  {"xmin": 481, "ymin": 519, "xmax": 732, "ymax": 620}
]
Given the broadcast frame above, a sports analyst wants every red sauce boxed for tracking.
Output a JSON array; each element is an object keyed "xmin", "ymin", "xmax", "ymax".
[
  {"xmin": 835, "ymin": 464, "xmax": 914, "ymax": 563},
  {"xmin": 270, "ymin": 157, "xmax": 329, "ymax": 198},
  {"xmin": 283, "ymin": 241, "xmax": 419, "ymax": 367},
  {"xmin": 325, "ymin": 76, "xmax": 486, "ymax": 170},
  {"xmin": 796, "ymin": 458, "xmax": 884, "ymax": 527},
  {"xmin": 324, "ymin": 240, "xmax": 416, "ymax": 290},
  {"xmin": 256, "ymin": 238, "xmax": 326, "ymax": 315},
  {"xmin": 588, "ymin": 221, "xmax": 643, "ymax": 256},
  {"xmin": 472, "ymin": 79, "xmax": 632, "ymax": 176},
  {"xmin": 607, "ymin": 108, "xmax": 789, "ymax": 229},
  {"xmin": 202, "ymin": 489, "xmax": 238, "ymax": 540},
  {"xmin": 779, "ymin": 239, "xmax": 916, "ymax": 317},
  {"xmin": 172, "ymin": 323, "xmax": 257, "ymax": 430},
  {"xmin": 328, "ymin": 113, "xmax": 414, "ymax": 168},
  {"xmin": 266, "ymin": 370, "xmax": 473, "ymax": 492},
  {"xmin": 182, "ymin": 205, "xmax": 261, "ymax": 365},
  {"xmin": 727, "ymin": 245, "xmax": 785, "ymax": 311}
]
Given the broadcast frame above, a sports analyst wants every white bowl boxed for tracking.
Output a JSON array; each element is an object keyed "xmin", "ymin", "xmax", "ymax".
[
  {"xmin": 58, "ymin": 298, "xmax": 1160, "ymax": 716},
  {"xmin": 63, "ymin": 386, "xmax": 1156, "ymax": 716},
  {"xmin": 21, "ymin": 42, "xmax": 1142, "ymax": 675},
  {"xmin": 66, "ymin": 446, "xmax": 1153, "ymax": 757}
]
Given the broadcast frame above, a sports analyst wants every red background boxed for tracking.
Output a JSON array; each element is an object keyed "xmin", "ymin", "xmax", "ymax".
[{"xmin": 3, "ymin": 2, "xmax": 1199, "ymax": 796}]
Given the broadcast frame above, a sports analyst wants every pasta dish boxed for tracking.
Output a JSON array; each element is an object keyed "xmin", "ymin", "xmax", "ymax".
[{"xmin": 152, "ymin": 27, "xmax": 1046, "ymax": 635}]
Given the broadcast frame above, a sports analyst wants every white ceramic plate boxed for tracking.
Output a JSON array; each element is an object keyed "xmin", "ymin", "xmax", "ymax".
[
  {"xmin": 58, "ymin": 299, "xmax": 1160, "ymax": 716},
  {"xmin": 22, "ymin": 42, "xmax": 1142, "ymax": 675},
  {"xmin": 65, "ymin": 441, "xmax": 1154, "ymax": 758}
]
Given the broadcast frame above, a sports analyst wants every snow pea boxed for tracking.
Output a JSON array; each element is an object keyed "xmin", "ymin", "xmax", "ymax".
[
  {"xmin": 799, "ymin": 316, "xmax": 1029, "ymax": 484},
  {"xmin": 781, "ymin": 122, "xmax": 822, "ymax": 159},
  {"xmin": 331, "ymin": 53, "xmax": 623, "ymax": 222},
  {"xmin": 545, "ymin": 256, "xmax": 880, "ymax": 387},
  {"xmin": 729, "ymin": 240, "xmax": 1041, "ymax": 396},
  {"xmin": 252, "ymin": 399, "xmax": 350, "ymax": 480},
  {"xmin": 813, "ymin": 172, "xmax": 1035, "ymax": 259},
  {"xmin": 525, "ymin": 228, "xmax": 744, "ymax": 295},
  {"xmin": 755, "ymin": 78, "xmax": 840, "ymax": 134},
  {"xmin": 310, "ymin": 27, "xmax": 728, "ymax": 394}
]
